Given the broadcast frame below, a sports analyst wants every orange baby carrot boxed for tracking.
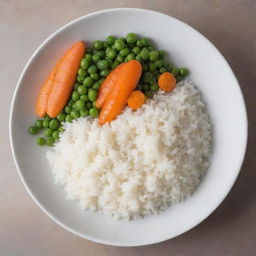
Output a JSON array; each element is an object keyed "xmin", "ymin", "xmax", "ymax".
[
  {"xmin": 158, "ymin": 72, "xmax": 176, "ymax": 92},
  {"xmin": 96, "ymin": 63, "xmax": 125, "ymax": 109},
  {"xmin": 99, "ymin": 60, "xmax": 142, "ymax": 125},
  {"xmin": 127, "ymin": 90, "xmax": 146, "ymax": 110},
  {"xmin": 47, "ymin": 41, "xmax": 86, "ymax": 118},
  {"xmin": 35, "ymin": 58, "xmax": 62, "ymax": 117}
]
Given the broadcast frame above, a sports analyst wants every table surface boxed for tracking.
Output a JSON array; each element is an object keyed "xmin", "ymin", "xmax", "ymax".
[{"xmin": 1, "ymin": 0, "xmax": 255, "ymax": 255}]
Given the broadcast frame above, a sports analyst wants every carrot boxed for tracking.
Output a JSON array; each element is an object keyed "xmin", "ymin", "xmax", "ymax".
[
  {"xmin": 35, "ymin": 58, "xmax": 62, "ymax": 117},
  {"xmin": 158, "ymin": 72, "xmax": 176, "ymax": 92},
  {"xmin": 127, "ymin": 90, "xmax": 146, "ymax": 110},
  {"xmin": 95, "ymin": 63, "xmax": 125, "ymax": 109},
  {"xmin": 99, "ymin": 60, "xmax": 142, "ymax": 125},
  {"xmin": 46, "ymin": 41, "xmax": 86, "ymax": 118}
]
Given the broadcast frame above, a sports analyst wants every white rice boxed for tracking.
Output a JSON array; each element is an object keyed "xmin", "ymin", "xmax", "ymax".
[{"xmin": 47, "ymin": 81, "xmax": 212, "ymax": 220}]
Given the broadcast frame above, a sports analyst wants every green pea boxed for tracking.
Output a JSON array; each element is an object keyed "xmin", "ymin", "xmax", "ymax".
[
  {"xmin": 52, "ymin": 131, "xmax": 60, "ymax": 140},
  {"xmin": 92, "ymin": 101, "xmax": 97, "ymax": 107},
  {"xmin": 46, "ymin": 137, "xmax": 55, "ymax": 146},
  {"xmin": 148, "ymin": 46, "xmax": 155, "ymax": 51},
  {"xmin": 65, "ymin": 115, "xmax": 73, "ymax": 123},
  {"xmin": 106, "ymin": 49, "xmax": 117, "ymax": 59},
  {"xmin": 70, "ymin": 110, "xmax": 80, "ymax": 119},
  {"xmin": 93, "ymin": 40, "xmax": 103, "ymax": 50},
  {"xmin": 72, "ymin": 91, "xmax": 80, "ymax": 101},
  {"xmin": 142, "ymin": 84, "xmax": 150, "ymax": 91},
  {"xmin": 36, "ymin": 137, "xmax": 46, "ymax": 146},
  {"xmin": 106, "ymin": 35, "xmax": 115, "ymax": 45},
  {"xmin": 132, "ymin": 47, "xmax": 141, "ymax": 54},
  {"xmin": 145, "ymin": 91, "xmax": 154, "ymax": 98},
  {"xmin": 78, "ymin": 68, "xmax": 87, "ymax": 77},
  {"xmin": 88, "ymin": 65, "xmax": 97, "ymax": 74},
  {"xmin": 45, "ymin": 115, "xmax": 51, "ymax": 121},
  {"xmin": 100, "ymin": 70, "xmax": 109, "ymax": 77},
  {"xmin": 35, "ymin": 120, "xmax": 43, "ymax": 129},
  {"xmin": 150, "ymin": 83, "xmax": 159, "ymax": 91},
  {"xmin": 65, "ymin": 105, "xmax": 72, "ymax": 114},
  {"xmin": 176, "ymin": 75, "xmax": 183, "ymax": 82},
  {"xmin": 93, "ymin": 82, "xmax": 100, "ymax": 90},
  {"xmin": 86, "ymin": 47, "xmax": 93, "ymax": 53},
  {"xmin": 97, "ymin": 60, "xmax": 109, "ymax": 70},
  {"xmin": 171, "ymin": 67, "xmax": 179, "ymax": 76},
  {"xmin": 58, "ymin": 127, "xmax": 65, "ymax": 133},
  {"xmin": 155, "ymin": 59, "xmax": 164, "ymax": 68},
  {"xmin": 143, "ymin": 72, "xmax": 153, "ymax": 83},
  {"xmin": 159, "ymin": 67, "xmax": 167, "ymax": 73},
  {"xmin": 136, "ymin": 40, "xmax": 143, "ymax": 47},
  {"xmin": 44, "ymin": 128, "xmax": 53, "ymax": 137},
  {"xmin": 88, "ymin": 88, "xmax": 97, "ymax": 102},
  {"xmin": 95, "ymin": 50, "xmax": 105, "ymax": 58},
  {"xmin": 179, "ymin": 68, "xmax": 189, "ymax": 76},
  {"xmin": 85, "ymin": 54, "xmax": 92, "ymax": 63},
  {"xmin": 140, "ymin": 49, "xmax": 149, "ymax": 61},
  {"xmin": 57, "ymin": 113, "xmax": 66, "ymax": 122},
  {"xmin": 111, "ymin": 61, "xmax": 119, "ymax": 69},
  {"xmin": 80, "ymin": 95, "xmax": 89, "ymax": 102},
  {"xmin": 89, "ymin": 107, "xmax": 99, "ymax": 117},
  {"xmin": 92, "ymin": 54, "xmax": 101, "ymax": 63},
  {"xmin": 149, "ymin": 63, "xmax": 156, "ymax": 72},
  {"xmin": 165, "ymin": 63, "xmax": 173, "ymax": 72},
  {"xmin": 114, "ymin": 39, "xmax": 125, "ymax": 50},
  {"xmin": 119, "ymin": 37, "xmax": 126, "ymax": 43},
  {"xmin": 83, "ymin": 77, "xmax": 94, "ymax": 87},
  {"xmin": 116, "ymin": 55, "xmax": 124, "ymax": 62},
  {"xmin": 103, "ymin": 41, "xmax": 108, "ymax": 49},
  {"xmin": 28, "ymin": 126, "xmax": 38, "ymax": 135},
  {"xmin": 86, "ymin": 102, "xmax": 92, "ymax": 109},
  {"xmin": 135, "ymin": 55, "xmax": 142, "ymax": 62},
  {"xmin": 140, "ymin": 38, "xmax": 150, "ymax": 46},
  {"xmin": 127, "ymin": 53, "xmax": 135, "ymax": 61},
  {"xmin": 80, "ymin": 58, "xmax": 89, "ymax": 69},
  {"xmin": 158, "ymin": 50, "xmax": 165, "ymax": 57},
  {"xmin": 77, "ymin": 85, "xmax": 87, "ymax": 95},
  {"xmin": 80, "ymin": 109, "xmax": 89, "ymax": 117},
  {"xmin": 42, "ymin": 119, "xmax": 49, "ymax": 128},
  {"xmin": 74, "ymin": 83, "xmax": 79, "ymax": 89},
  {"xmin": 77, "ymin": 76, "xmax": 84, "ymax": 83},
  {"xmin": 75, "ymin": 100, "xmax": 85, "ymax": 110},
  {"xmin": 68, "ymin": 100, "xmax": 74, "ymax": 106},
  {"xmin": 120, "ymin": 48, "xmax": 129, "ymax": 57},
  {"xmin": 126, "ymin": 33, "xmax": 137, "ymax": 44},
  {"xmin": 49, "ymin": 119, "xmax": 60, "ymax": 130},
  {"xmin": 149, "ymin": 51, "xmax": 159, "ymax": 61},
  {"xmin": 90, "ymin": 73, "xmax": 99, "ymax": 81}
]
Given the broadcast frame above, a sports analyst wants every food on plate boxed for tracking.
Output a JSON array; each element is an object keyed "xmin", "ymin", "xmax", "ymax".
[
  {"xmin": 99, "ymin": 60, "xmax": 142, "ymax": 125},
  {"xmin": 27, "ymin": 33, "xmax": 212, "ymax": 220},
  {"xmin": 127, "ymin": 90, "xmax": 146, "ymax": 110},
  {"xmin": 28, "ymin": 34, "xmax": 189, "ymax": 145},
  {"xmin": 47, "ymin": 81, "xmax": 212, "ymax": 220}
]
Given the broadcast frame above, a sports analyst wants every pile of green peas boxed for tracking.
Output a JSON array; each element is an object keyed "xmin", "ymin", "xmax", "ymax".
[{"xmin": 29, "ymin": 33, "xmax": 189, "ymax": 146}]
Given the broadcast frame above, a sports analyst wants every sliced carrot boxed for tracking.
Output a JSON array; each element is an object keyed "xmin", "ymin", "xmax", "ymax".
[
  {"xmin": 46, "ymin": 41, "xmax": 86, "ymax": 118},
  {"xmin": 127, "ymin": 90, "xmax": 146, "ymax": 110},
  {"xmin": 99, "ymin": 60, "xmax": 142, "ymax": 125},
  {"xmin": 158, "ymin": 72, "xmax": 176, "ymax": 92},
  {"xmin": 96, "ymin": 63, "xmax": 125, "ymax": 109},
  {"xmin": 35, "ymin": 58, "xmax": 62, "ymax": 117}
]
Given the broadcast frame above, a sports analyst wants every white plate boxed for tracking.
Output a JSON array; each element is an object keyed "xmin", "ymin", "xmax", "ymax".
[{"xmin": 9, "ymin": 8, "xmax": 247, "ymax": 246}]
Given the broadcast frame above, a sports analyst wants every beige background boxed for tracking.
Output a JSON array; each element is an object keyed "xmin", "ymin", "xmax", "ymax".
[{"xmin": 1, "ymin": 0, "xmax": 255, "ymax": 255}]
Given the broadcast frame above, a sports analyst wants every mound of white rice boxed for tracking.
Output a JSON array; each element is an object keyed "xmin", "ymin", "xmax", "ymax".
[{"xmin": 47, "ymin": 81, "xmax": 212, "ymax": 220}]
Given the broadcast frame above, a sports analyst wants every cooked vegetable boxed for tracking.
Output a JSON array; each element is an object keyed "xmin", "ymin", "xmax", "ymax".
[
  {"xmin": 46, "ymin": 41, "xmax": 86, "ymax": 118},
  {"xmin": 158, "ymin": 72, "xmax": 176, "ymax": 92},
  {"xmin": 127, "ymin": 90, "xmax": 146, "ymax": 110},
  {"xmin": 35, "ymin": 60, "xmax": 61, "ymax": 117},
  {"xmin": 95, "ymin": 63, "xmax": 125, "ymax": 109},
  {"xmin": 36, "ymin": 137, "xmax": 46, "ymax": 146},
  {"xmin": 99, "ymin": 60, "xmax": 142, "ymax": 125}
]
